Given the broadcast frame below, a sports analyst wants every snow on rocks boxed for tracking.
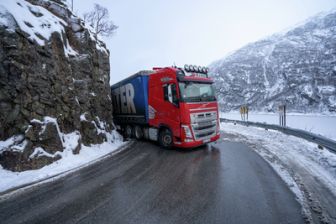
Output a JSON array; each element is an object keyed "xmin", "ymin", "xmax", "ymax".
[
  {"xmin": 0, "ymin": 135, "xmax": 25, "ymax": 153},
  {"xmin": 0, "ymin": 0, "xmax": 107, "ymax": 55},
  {"xmin": 0, "ymin": 0, "xmax": 67, "ymax": 46},
  {"xmin": 0, "ymin": 0, "xmax": 79, "ymax": 57},
  {"xmin": 29, "ymin": 147, "xmax": 58, "ymax": 159},
  {"xmin": 0, "ymin": 114, "xmax": 121, "ymax": 172},
  {"xmin": 80, "ymin": 113, "xmax": 88, "ymax": 121},
  {"xmin": 0, "ymin": 118, "xmax": 124, "ymax": 194}
]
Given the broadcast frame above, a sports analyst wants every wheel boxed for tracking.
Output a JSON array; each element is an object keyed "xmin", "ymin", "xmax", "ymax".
[
  {"xmin": 159, "ymin": 128, "xmax": 173, "ymax": 148},
  {"xmin": 134, "ymin": 126, "xmax": 143, "ymax": 140},
  {"xmin": 125, "ymin": 125, "xmax": 133, "ymax": 139}
]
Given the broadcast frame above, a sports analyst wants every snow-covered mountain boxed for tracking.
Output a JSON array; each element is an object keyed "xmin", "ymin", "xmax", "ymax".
[{"xmin": 210, "ymin": 10, "xmax": 336, "ymax": 113}]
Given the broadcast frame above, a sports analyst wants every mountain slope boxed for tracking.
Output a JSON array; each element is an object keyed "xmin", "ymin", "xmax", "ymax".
[{"xmin": 210, "ymin": 11, "xmax": 336, "ymax": 113}]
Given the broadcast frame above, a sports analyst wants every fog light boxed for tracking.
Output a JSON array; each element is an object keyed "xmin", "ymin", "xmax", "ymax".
[{"xmin": 182, "ymin": 125, "xmax": 193, "ymax": 139}]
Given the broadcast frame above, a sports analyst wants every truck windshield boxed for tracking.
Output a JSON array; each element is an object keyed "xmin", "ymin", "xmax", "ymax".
[{"xmin": 178, "ymin": 82, "xmax": 216, "ymax": 102}]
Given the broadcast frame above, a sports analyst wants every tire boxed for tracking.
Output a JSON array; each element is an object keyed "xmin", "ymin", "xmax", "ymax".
[
  {"xmin": 125, "ymin": 125, "xmax": 133, "ymax": 139},
  {"xmin": 159, "ymin": 128, "xmax": 173, "ymax": 148},
  {"xmin": 134, "ymin": 126, "xmax": 143, "ymax": 140}
]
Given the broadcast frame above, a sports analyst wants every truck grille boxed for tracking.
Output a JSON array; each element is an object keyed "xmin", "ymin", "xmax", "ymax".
[{"xmin": 190, "ymin": 111, "xmax": 217, "ymax": 141}]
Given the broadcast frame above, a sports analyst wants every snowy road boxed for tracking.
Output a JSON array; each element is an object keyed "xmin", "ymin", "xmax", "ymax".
[
  {"xmin": 0, "ymin": 138, "xmax": 304, "ymax": 224},
  {"xmin": 221, "ymin": 122, "xmax": 336, "ymax": 224}
]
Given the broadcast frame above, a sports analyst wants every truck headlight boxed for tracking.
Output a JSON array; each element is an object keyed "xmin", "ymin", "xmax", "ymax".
[{"xmin": 182, "ymin": 125, "xmax": 193, "ymax": 139}]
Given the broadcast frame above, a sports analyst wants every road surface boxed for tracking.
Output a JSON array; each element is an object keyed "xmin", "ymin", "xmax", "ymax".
[{"xmin": 0, "ymin": 138, "xmax": 305, "ymax": 224}]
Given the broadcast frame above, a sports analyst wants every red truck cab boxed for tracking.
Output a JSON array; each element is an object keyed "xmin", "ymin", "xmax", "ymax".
[
  {"xmin": 147, "ymin": 65, "xmax": 219, "ymax": 148},
  {"xmin": 111, "ymin": 65, "xmax": 220, "ymax": 148}
]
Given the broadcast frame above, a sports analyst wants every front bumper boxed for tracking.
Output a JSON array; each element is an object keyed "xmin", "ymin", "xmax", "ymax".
[{"xmin": 174, "ymin": 133, "xmax": 220, "ymax": 148}]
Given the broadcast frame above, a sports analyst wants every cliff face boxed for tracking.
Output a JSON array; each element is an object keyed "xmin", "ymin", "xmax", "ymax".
[
  {"xmin": 210, "ymin": 11, "xmax": 336, "ymax": 113},
  {"xmin": 0, "ymin": 0, "xmax": 115, "ymax": 171}
]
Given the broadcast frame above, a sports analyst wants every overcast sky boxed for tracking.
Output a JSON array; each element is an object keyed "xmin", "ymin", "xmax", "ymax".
[{"xmin": 71, "ymin": 0, "xmax": 336, "ymax": 84}]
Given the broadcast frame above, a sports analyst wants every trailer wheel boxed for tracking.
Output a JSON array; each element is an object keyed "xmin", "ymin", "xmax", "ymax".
[
  {"xmin": 159, "ymin": 128, "xmax": 173, "ymax": 148},
  {"xmin": 125, "ymin": 125, "xmax": 133, "ymax": 139},
  {"xmin": 134, "ymin": 126, "xmax": 143, "ymax": 140}
]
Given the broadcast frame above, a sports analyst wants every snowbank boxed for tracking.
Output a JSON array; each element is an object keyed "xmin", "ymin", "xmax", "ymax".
[
  {"xmin": 221, "ymin": 112, "xmax": 336, "ymax": 141},
  {"xmin": 0, "ymin": 132, "xmax": 125, "ymax": 193},
  {"xmin": 221, "ymin": 122, "xmax": 336, "ymax": 193},
  {"xmin": 0, "ymin": 114, "xmax": 126, "ymax": 194},
  {"xmin": 221, "ymin": 122, "xmax": 336, "ymax": 221}
]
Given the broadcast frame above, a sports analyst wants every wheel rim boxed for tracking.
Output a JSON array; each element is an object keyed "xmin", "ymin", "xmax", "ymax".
[
  {"xmin": 135, "ymin": 126, "xmax": 143, "ymax": 139},
  {"xmin": 163, "ymin": 134, "xmax": 172, "ymax": 146},
  {"xmin": 126, "ymin": 126, "xmax": 132, "ymax": 137}
]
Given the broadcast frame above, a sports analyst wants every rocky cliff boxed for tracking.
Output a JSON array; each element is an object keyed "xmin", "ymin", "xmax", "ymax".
[
  {"xmin": 0, "ymin": 0, "xmax": 116, "ymax": 171},
  {"xmin": 210, "ymin": 10, "xmax": 336, "ymax": 113}
]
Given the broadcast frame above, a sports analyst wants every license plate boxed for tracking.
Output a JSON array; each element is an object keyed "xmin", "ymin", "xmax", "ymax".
[{"xmin": 203, "ymin": 139, "xmax": 210, "ymax": 143}]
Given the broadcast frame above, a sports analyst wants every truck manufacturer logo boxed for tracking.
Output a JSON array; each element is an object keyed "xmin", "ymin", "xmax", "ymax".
[{"xmin": 112, "ymin": 83, "xmax": 136, "ymax": 114}]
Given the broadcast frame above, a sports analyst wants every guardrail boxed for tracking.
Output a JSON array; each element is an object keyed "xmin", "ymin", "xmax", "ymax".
[{"xmin": 220, "ymin": 118, "xmax": 336, "ymax": 153}]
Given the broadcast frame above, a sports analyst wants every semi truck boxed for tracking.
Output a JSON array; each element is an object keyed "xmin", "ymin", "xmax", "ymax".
[{"xmin": 111, "ymin": 65, "xmax": 220, "ymax": 148}]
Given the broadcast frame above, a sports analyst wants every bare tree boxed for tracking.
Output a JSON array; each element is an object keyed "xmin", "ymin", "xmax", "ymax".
[{"xmin": 83, "ymin": 4, "xmax": 118, "ymax": 37}]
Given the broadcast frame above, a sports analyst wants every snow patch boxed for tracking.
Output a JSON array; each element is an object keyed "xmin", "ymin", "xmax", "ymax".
[
  {"xmin": 31, "ymin": 116, "xmax": 64, "ymax": 148},
  {"xmin": 29, "ymin": 147, "xmax": 57, "ymax": 159},
  {"xmin": 304, "ymin": 85, "xmax": 313, "ymax": 97},
  {"xmin": 318, "ymin": 85, "xmax": 335, "ymax": 94},
  {"xmin": 62, "ymin": 131, "xmax": 81, "ymax": 152},
  {"xmin": 266, "ymin": 78, "xmax": 285, "ymax": 98},
  {"xmin": 11, "ymin": 140, "xmax": 29, "ymax": 153},
  {"xmin": 0, "ymin": 0, "xmax": 66, "ymax": 46},
  {"xmin": 0, "ymin": 0, "xmax": 108, "ymax": 55},
  {"xmin": 0, "ymin": 0, "xmax": 80, "ymax": 57},
  {"xmin": 0, "ymin": 5, "xmax": 16, "ymax": 32},
  {"xmin": 80, "ymin": 113, "xmax": 87, "ymax": 121},
  {"xmin": 0, "ymin": 135, "xmax": 24, "ymax": 153},
  {"xmin": 0, "ymin": 130, "xmax": 124, "ymax": 193}
]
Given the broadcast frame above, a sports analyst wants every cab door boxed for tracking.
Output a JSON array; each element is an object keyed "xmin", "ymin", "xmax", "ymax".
[{"xmin": 162, "ymin": 82, "xmax": 180, "ymax": 137}]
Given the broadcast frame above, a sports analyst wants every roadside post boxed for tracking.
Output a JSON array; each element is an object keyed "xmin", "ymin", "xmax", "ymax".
[
  {"xmin": 279, "ymin": 105, "xmax": 286, "ymax": 126},
  {"xmin": 240, "ymin": 106, "xmax": 248, "ymax": 121}
]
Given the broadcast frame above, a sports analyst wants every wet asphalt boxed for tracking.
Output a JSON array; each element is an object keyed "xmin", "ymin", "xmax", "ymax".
[{"xmin": 0, "ymin": 138, "xmax": 305, "ymax": 224}]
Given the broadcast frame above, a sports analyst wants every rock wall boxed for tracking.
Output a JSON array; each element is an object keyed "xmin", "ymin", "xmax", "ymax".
[{"xmin": 0, "ymin": 0, "xmax": 114, "ymax": 171}]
